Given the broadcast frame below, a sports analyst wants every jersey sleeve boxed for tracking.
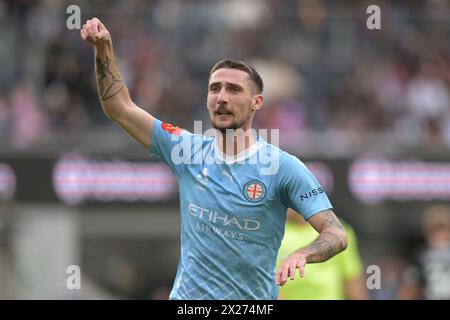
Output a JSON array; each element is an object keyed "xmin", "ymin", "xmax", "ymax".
[
  {"xmin": 149, "ymin": 118, "xmax": 192, "ymax": 176},
  {"xmin": 278, "ymin": 154, "xmax": 333, "ymax": 220}
]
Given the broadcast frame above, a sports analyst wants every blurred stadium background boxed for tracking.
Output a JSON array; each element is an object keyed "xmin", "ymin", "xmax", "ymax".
[{"xmin": 0, "ymin": 0, "xmax": 449, "ymax": 299}]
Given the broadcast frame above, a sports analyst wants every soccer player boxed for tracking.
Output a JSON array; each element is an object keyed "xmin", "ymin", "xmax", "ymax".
[{"xmin": 81, "ymin": 17, "xmax": 348, "ymax": 300}]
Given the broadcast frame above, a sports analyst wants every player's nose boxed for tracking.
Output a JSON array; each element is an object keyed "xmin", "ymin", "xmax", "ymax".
[{"xmin": 217, "ymin": 87, "xmax": 228, "ymax": 103}]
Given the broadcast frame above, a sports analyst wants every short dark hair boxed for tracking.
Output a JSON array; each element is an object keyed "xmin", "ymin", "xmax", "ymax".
[{"xmin": 209, "ymin": 59, "xmax": 264, "ymax": 94}]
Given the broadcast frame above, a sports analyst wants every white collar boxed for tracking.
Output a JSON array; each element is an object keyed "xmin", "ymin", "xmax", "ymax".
[{"xmin": 214, "ymin": 139, "xmax": 262, "ymax": 164}]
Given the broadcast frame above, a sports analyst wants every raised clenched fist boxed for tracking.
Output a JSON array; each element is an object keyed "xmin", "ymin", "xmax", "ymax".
[{"xmin": 80, "ymin": 17, "xmax": 111, "ymax": 46}]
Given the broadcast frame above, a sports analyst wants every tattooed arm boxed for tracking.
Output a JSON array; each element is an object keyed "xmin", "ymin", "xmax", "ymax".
[
  {"xmin": 276, "ymin": 210, "xmax": 348, "ymax": 286},
  {"xmin": 81, "ymin": 18, "xmax": 154, "ymax": 149}
]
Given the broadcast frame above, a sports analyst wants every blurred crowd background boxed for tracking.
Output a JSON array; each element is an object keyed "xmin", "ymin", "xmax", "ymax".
[
  {"xmin": 0, "ymin": 0, "xmax": 450, "ymax": 300},
  {"xmin": 0, "ymin": 0, "xmax": 449, "ymax": 156}
]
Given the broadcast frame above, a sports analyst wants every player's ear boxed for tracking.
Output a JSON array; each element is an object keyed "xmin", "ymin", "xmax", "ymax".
[{"xmin": 252, "ymin": 94, "xmax": 263, "ymax": 111}]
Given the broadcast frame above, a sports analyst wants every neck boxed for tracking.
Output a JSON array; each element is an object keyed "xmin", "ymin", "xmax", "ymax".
[{"xmin": 215, "ymin": 127, "xmax": 257, "ymax": 157}]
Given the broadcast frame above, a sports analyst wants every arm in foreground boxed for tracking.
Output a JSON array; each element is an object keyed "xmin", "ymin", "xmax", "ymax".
[
  {"xmin": 276, "ymin": 210, "xmax": 348, "ymax": 286},
  {"xmin": 81, "ymin": 17, "xmax": 154, "ymax": 149}
]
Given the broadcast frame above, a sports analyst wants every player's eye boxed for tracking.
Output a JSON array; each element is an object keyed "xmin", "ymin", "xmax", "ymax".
[
  {"xmin": 229, "ymin": 86, "xmax": 240, "ymax": 93},
  {"xmin": 209, "ymin": 85, "xmax": 220, "ymax": 93}
]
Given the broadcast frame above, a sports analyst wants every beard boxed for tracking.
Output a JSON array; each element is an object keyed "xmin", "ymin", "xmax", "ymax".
[
  {"xmin": 210, "ymin": 105, "xmax": 253, "ymax": 134},
  {"xmin": 211, "ymin": 116, "xmax": 248, "ymax": 134}
]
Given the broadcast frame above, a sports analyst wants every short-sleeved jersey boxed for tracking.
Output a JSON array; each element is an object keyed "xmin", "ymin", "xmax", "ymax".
[{"xmin": 150, "ymin": 118, "xmax": 333, "ymax": 300}]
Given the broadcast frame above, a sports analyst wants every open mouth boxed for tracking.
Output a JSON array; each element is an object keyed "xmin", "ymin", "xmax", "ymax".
[{"xmin": 216, "ymin": 112, "xmax": 232, "ymax": 116}]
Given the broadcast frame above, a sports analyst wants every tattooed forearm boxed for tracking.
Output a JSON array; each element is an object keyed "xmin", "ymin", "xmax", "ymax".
[
  {"xmin": 303, "ymin": 231, "xmax": 347, "ymax": 263},
  {"xmin": 95, "ymin": 56, "xmax": 124, "ymax": 100},
  {"xmin": 296, "ymin": 211, "xmax": 348, "ymax": 263}
]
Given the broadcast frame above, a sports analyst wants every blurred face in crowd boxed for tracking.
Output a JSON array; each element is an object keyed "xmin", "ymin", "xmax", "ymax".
[
  {"xmin": 425, "ymin": 222, "xmax": 450, "ymax": 249},
  {"xmin": 207, "ymin": 68, "xmax": 263, "ymax": 133},
  {"xmin": 423, "ymin": 205, "xmax": 450, "ymax": 249}
]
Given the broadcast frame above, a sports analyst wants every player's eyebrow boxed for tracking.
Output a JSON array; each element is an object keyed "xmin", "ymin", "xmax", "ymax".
[
  {"xmin": 228, "ymin": 83, "xmax": 243, "ymax": 91},
  {"xmin": 208, "ymin": 82, "xmax": 220, "ymax": 90},
  {"xmin": 208, "ymin": 81, "xmax": 244, "ymax": 91}
]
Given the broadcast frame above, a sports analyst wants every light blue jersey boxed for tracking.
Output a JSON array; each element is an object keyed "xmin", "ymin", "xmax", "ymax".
[{"xmin": 150, "ymin": 118, "xmax": 332, "ymax": 300}]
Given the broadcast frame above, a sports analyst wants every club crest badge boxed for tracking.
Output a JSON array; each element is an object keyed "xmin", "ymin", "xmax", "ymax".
[{"xmin": 243, "ymin": 180, "xmax": 266, "ymax": 203}]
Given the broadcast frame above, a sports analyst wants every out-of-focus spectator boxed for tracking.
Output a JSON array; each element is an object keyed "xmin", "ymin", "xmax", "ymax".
[
  {"xmin": 417, "ymin": 204, "xmax": 450, "ymax": 300},
  {"xmin": 405, "ymin": 61, "xmax": 450, "ymax": 150},
  {"xmin": 9, "ymin": 81, "xmax": 48, "ymax": 149},
  {"xmin": 277, "ymin": 209, "xmax": 368, "ymax": 300},
  {"xmin": 369, "ymin": 256, "xmax": 409, "ymax": 300},
  {"xmin": 0, "ymin": 88, "xmax": 9, "ymax": 139},
  {"xmin": 391, "ymin": 204, "xmax": 450, "ymax": 300},
  {"xmin": 396, "ymin": 265, "xmax": 423, "ymax": 300},
  {"xmin": 253, "ymin": 60, "xmax": 307, "ymax": 150}
]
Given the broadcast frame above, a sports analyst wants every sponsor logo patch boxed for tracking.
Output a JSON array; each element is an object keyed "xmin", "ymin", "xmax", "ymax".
[{"xmin": 161, "ymin": 122, "xmax": 181, "ymax": 135}]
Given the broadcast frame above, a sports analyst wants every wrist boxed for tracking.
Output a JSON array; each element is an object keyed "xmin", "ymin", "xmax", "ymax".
[
  {"xmin": 94, "ymin": 39, "xmax": 112, "ymax": 54},
  {"xmin": 292, "ymin": 249, "xmax": 309, "ymax": 261}
]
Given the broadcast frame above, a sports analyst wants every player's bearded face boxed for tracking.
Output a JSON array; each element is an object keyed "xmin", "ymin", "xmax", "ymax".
[{"xmin": 207, "ymin": 69, "xmax": 256, "ymax": 133}]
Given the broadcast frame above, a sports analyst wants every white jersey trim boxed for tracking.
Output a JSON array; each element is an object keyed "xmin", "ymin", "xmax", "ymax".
[{"xmin": 213, "ymin": 140, "xmax": 262, "ymax": 164}]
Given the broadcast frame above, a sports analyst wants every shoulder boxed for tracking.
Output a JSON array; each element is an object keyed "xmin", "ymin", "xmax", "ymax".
[
  {"xmin": 275, "ymin": 150, "xmax": 318, "ymax": 189},
  {"xmin": 257, "ymin": 139, "xmax": 303, "ymax": 165},
  {"xmin": 157, "ymin": 119, "xmax": 213, "ymax": 144},
  {"xmin": 276, "ymin": 149, "xmax": 308, "ymax": 173}
]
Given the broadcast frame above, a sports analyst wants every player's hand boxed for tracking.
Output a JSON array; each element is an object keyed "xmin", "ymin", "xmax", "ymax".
[
  {"xmin": 275, "ymin": 252, "xmax": 307, "ymax": 286},
  {"xmin": 80, "ymin": 17, "xmax": 111, "ymax": 46}
]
